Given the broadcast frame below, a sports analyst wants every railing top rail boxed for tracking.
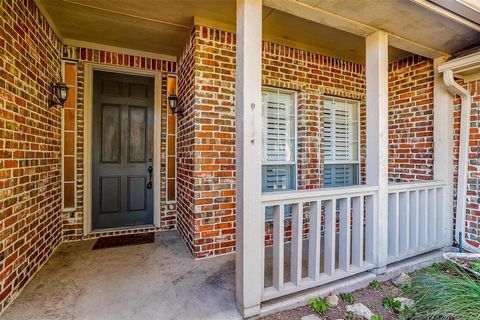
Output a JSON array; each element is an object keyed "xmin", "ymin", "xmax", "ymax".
[
  {"xmin": 261, "ymin": 185, "xmax": 378, "ymax": 205},
  {"xmin": 388, "ymin": 180, "xmax": 446, "ymax": 193}
]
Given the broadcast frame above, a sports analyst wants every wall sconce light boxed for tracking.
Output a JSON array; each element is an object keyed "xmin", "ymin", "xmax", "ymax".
[
  {"xmin": 168, "ymin": 94, "xmax": 183, "ymax": 116},
  {"xmin": 49, "ymin": 80, "xmax": 69, "ymax": 108},
  {"xmin": 167, "ymin": 74, "xmax": 182, "ymax": 116}
]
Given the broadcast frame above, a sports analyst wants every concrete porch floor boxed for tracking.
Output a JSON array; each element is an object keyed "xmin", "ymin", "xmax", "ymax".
[{"xmin": 1, "ymin": 230, "xmax": 241, "ymax": 320}]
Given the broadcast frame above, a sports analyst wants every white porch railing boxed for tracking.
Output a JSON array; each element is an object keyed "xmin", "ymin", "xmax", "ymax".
[
  {"xmin": 260, "ymin": 181, "xmax": 449, "ymax": 302},
  {"xmin": 261, "ymin": 186, "xmax": 377, "ymax": 301},
  {"xmin": 387, "ymin": 181, "xmax": 448, "ymax": 263}
]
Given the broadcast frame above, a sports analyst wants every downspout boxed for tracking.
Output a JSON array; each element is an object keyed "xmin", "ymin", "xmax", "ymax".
[{"xmin": 442, "ymin": 70, "xmax": 478, "ymax": 253}]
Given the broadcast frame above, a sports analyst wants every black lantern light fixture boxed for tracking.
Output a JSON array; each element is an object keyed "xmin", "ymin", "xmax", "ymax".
[
  {"xmin": 49, "ymin": 79, "xmax": 69, "ymax": 108},
  {"xmin": 167, "ymin": 74, "xmax": 182, "ymax": 116},
  {"xmin": 168, "ymin": 94, "xmax": 183, "ymax": 116}
]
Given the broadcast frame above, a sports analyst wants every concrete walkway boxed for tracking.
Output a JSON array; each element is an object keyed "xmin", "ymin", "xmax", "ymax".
[{"xmin": 1, "ymin": 231, "xmax": 241, "ymax": 320}]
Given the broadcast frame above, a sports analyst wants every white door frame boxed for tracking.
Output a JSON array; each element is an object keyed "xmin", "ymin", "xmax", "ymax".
[{"xmin": 83, "ymin": 63, "xmax": 162, "ymax": 235}]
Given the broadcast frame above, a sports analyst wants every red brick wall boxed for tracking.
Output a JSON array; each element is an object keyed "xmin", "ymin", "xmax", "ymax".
[
  {"xmin": 388, "ymin": 55, "xmax": 435, "ymax": 182},
  {"xmin": 61, "ymin": 45, "xmax": 177, "ymax": 240},
  {"xmin": 262, "ymin": 42, "xmax": 367, "ymax": 190},
  {"xmin": 177, "ymin": 28, "xmax": 197, "ymax": 254},
  {"xmin": 0, "ymin": 0, "xmax": 63, "ymax": 313},
  {"xmin": 177, "ymin": 25, "xmax": 438, "ymax": 258},
  {"xmin": 178, "ymin": 25, "xmax": 367, "ymax": 257},
  {"xmin": 454, "ymin": 80, "xmax": 480, "ymax": 249}
]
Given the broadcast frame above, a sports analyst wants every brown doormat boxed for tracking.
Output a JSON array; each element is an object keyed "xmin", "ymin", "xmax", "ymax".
[{"xmin": 92, "ymin": 232, "xmax": 155, "ymax": 250}]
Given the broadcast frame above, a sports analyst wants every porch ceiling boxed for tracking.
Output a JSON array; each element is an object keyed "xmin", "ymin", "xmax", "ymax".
[
  {"xmin": 38, "ymin": 0, "xmax": 480, "ymax": 63},
  {"xmin": 298, "ymin": 0, "xmax": 480, "ymax": 54}
]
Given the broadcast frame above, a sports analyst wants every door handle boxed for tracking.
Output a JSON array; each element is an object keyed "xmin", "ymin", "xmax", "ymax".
[{"xmin": 147, "ymin": 165, "xmax": 153, "ymax": 189}]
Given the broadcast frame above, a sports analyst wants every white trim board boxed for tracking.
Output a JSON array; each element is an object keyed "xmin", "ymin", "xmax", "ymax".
[
  {"xmin": 438, "ymin": 51, "xmax": 480, "ymax": 82},
  {"xmin": 83, "ymin": 63, "xmax": 163, "ymax": 236}
]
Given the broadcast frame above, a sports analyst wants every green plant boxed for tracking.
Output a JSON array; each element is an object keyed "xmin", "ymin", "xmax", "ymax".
[
  {"xmin": 369, "ymin": 280, "xmax": 381, "ymax": 290},
  {"xmin": 371, "ymin": 315, "xmax": 383, "ymax": 320},
  {"xmin": 404, "ymin": 262, "xmax": 480, "ymax": 320},
  {"xmin": 309, "ymin": 297, "xmax": 330, "ymax": 315},
  {"xmin": 470, "ymin": 261, "xmax": 480, "ymax": 273},
  {"xmin": 382, "ymin": 296, "xmax": 402, "ymax": 314},
  {"xmin": 339, "ymin": 292, "xmax": 355, "ymax": 304},
  {"xmin": 401, "ymin": 282, "xmax": 413, "ymax": 294}
]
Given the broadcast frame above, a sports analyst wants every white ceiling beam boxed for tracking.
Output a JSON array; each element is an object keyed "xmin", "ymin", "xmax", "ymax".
[
  {"xmin": 263, "ymin": 0, "xmax": 447, "ymax": 59},
  {"xmin": 387, "ymin": 34, "xmax": 448, "ymax": 60}
]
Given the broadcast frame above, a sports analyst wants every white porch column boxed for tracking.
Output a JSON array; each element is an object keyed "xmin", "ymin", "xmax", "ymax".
[
  {"xmin": 366, "ymin": 31, "xmax": 389, "ymax": 273},
  {"xmin": 433, "ymin": 56, "xmax": 454, "ymax": 245},
  {"xmin": 235, "ymin": 0, "xmax": 263, "ymax": 317}
]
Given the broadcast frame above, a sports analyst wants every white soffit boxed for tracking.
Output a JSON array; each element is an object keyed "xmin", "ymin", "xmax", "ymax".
[{"xmin": 39, "ymin": 0, "xmax": 480, "ymax": 62}]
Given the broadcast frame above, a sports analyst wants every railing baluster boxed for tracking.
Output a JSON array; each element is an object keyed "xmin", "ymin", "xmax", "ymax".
[
  {"xmin": 352, "ymin": 196, "xmax": 364, "ymax": 267},
  {"xmin": 428, "ymin": 188, "xmax": 437, "ymax": 245},
  {"xmin": 324, "ymin": 198, "xmax": 336, "ymax": 276},
  {"xmin": 273, "ymin": 205, "xmax": 284, "ymax": 291},
  {"xmin": 365, "ymin": 195, "xmax": 376, "ymax": 264},
  {"xmin": 261, "ymin": 205, "xmax": 266, "ymax": 294},
  {"xmin": 436, "ymin": 187, "xmax": 444, "ymax": 244},
  {"xmin": 291, "ymin": 203, "xmax": 303, "ymax": 286},
  {"xmin": 308, "ymin": 201, "xmax": 321, "ymax": 281},
  {"xmin": 339, "ymin": 197, "xmax": 351, "ymax": 272},
  {"xmin": 388, "ymin": 192, "xmax": 399, "ymax": 258},
  {"xmin": 260, "ymin": 183, "xmax": 447, "ymax": 302},
  {"xmin": 418, "ymin": 189, "xmax": 428, "ymax": 247},
  {"xmin": 409, "ymin": 190, "xmax": 419, "ymax": 252},
  {"xmin": 399, "ymin": 191, "xmax": 410, "ymax": 254}
]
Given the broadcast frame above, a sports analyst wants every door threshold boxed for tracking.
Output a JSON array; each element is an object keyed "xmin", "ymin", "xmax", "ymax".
[{"xmin": 90, "ymin": 224, "xmax": 157, "ymax": 235}]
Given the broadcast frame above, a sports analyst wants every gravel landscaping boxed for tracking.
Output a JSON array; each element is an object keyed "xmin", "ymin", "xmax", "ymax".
[
  {"xmin": 260, "ymin": 261, "xmax": 480, "ymax": 319},
  {"xmin": 260, "ymin": 278, "xmax": 405, "ymax": 320}
]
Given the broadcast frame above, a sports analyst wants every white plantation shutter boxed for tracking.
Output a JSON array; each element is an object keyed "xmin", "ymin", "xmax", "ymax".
[
  {"xmin": 262, "ymin": 89, "xmax": 296, "ymax": 193},
  {"xmin": 263, "ymin": 91, "xmax": 294, "ymax": 163},
  {"xmin": 334, "ymin": 106, "xmax": 351, "ymax": 161},
  {"xmin": 324, "ymin": 97, "xmax": 360, "ymax": 187},
  {"xmin": 324, "ymin": 164, "xmax": 358, "ymax": 186},
  {"xmin": 324, "ymin": 99, "xmax": 334, "ymax": 162},
  {"xmin": 262, "ymin": 165, "xmax": 293, "ymax": 192}
]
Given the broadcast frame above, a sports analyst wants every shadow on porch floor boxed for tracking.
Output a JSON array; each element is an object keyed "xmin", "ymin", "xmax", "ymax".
[{"xmin": 1, "ymin": 230, "xmax": 241, "ymax": 320}]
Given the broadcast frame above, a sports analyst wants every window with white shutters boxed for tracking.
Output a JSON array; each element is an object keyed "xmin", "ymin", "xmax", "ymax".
[
  {"xmin": 323, "ymin": 97, "xmax": 360, "ymax": 187},
  {"xmin": 262, "ymin": 88, "xmax": 296, "ymax": 192},
  {"xmin": 262, "ymin": 88, "xmax": 297, "ymax": 219}
]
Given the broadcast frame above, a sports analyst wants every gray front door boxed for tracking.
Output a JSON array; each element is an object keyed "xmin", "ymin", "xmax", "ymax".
[{"xmin": 92, "ymin": 71, "xmax": 154, "ymax": 230}]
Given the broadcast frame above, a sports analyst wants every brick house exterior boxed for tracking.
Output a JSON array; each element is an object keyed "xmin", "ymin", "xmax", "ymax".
[
  {"xmin": 175, "ymin": 25, "xmax": 437, "ymax": 258},
  {"xmin": 1, "ymin": 0, "xmax": 480, "ymax": 316},
  {"xmin": 388, "ymin": 56, "xmax": 435, "ymax": 182},
  {"xmin": 0, "ymin": 0, "xmax": 63, "ymax": 312},
  {"xmin": 60, "ymin": 45, "xmax": 177, "ymax": 241},
  {"xmin": 455, "ymin": 80, "xmax": 480, "ymax": 249}
]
